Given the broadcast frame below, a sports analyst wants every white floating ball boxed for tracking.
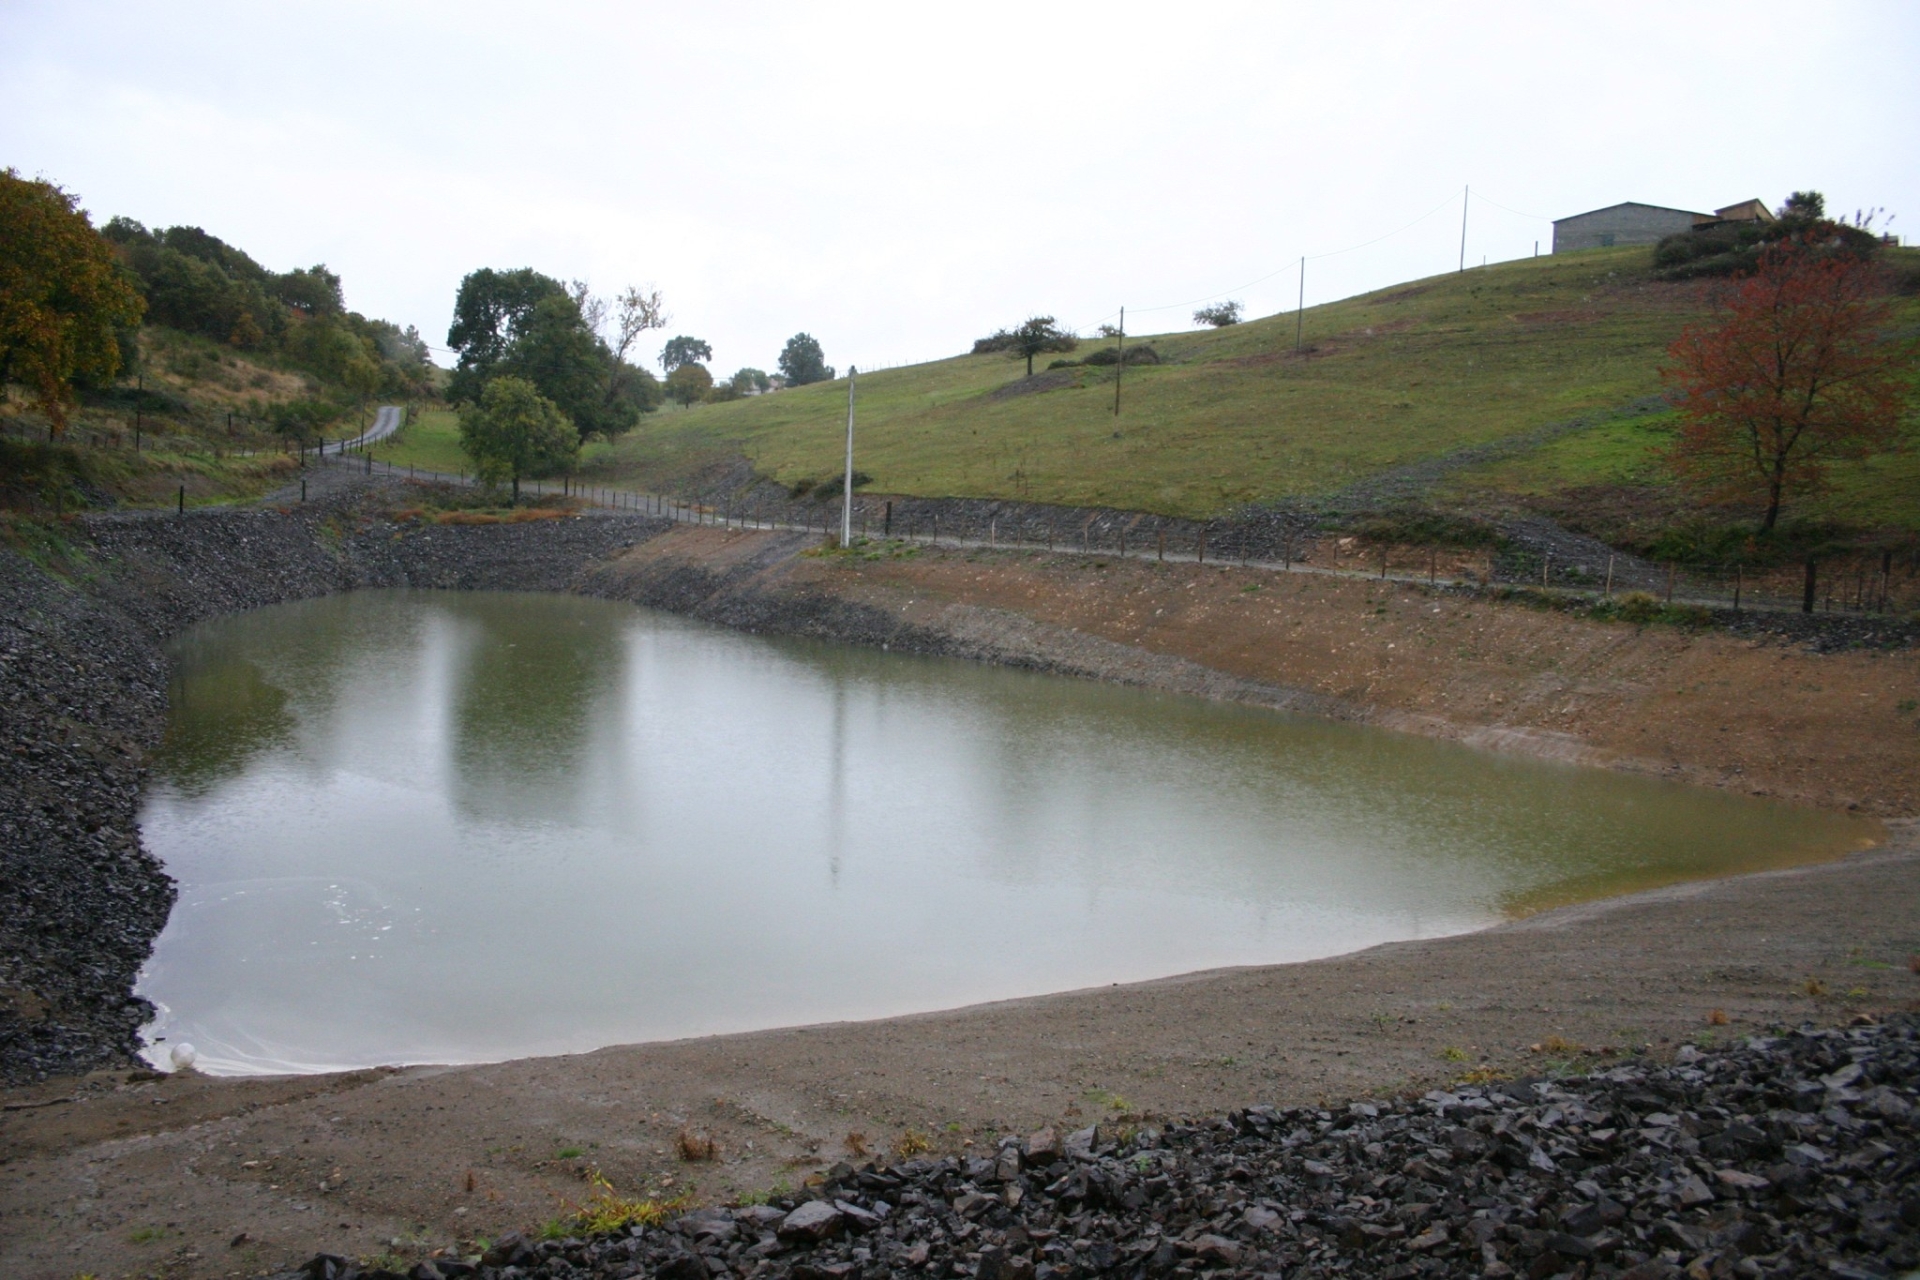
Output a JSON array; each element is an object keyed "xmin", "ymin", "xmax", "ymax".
[{"xmin": 169, "ymin": 1042, "xmax": 197, "ymax": 1070}]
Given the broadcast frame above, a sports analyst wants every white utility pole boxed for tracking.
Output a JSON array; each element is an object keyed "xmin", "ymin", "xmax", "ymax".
[
  {"xmin": 841, "ymin": 366, "xmax": 857, "ymax": 546},
  {"xmin": 1459, "ymin": 185, "xmax": 1469, "ymax": 272}
]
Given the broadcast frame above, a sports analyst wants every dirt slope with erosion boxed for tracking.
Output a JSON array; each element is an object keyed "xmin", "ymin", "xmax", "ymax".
[{"xmin": 590, "ymin": 526, "xmax": 1920, "ymax": 818}]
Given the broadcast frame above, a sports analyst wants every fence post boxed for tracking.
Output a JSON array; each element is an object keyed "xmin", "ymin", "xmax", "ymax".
[
  {"xmin": 1158, "ymin": 530, "xmax": 1165, "ymax": 562},
  {"xmin": 1802, "ymin": 559, "xmax": 1817, "ymax": 614},
  {"xmin": 884, "ymin": 500, "xmax": 892, "ymax": 538},
  {"xmin": 1664, "ymin": 563, "xmax": 1675, "ymax": 603},
  {"xmin": 1198, "ymin": 531, "xmax": 1206, "ymax": 564},
  {"xmin": 1542, "ymin": 553, "xmax": 1550, "ymax": 589},
  {"xmin": 1733, "ymin": 565, "xmax": 1742, "ymax": 612},
  {"xmin": 1604, "ymin": 555, "xmax": 1614, "ymax": 597},
  {"xmin": 177, "ymin": 484, "xmax": 184, "ymax": 515}
]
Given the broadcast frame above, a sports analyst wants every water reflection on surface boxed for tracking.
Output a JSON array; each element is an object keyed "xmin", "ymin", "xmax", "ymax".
[{"xmin": 138, "ymin": 590, "xmax": 1877, "ymax": 1074}]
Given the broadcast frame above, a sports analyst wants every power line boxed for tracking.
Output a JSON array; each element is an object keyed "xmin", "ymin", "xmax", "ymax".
[
  {"xmin": 1080, "ymin": 187, "xmax": 1471, "ymax": 333},
  {"xmin": 1467, "ymin": 190, "xmax": 1555, "ymax": 222}
]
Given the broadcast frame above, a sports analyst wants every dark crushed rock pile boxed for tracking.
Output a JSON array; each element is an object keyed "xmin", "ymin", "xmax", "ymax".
[{"xmin": 283, "ymin": 1017, "xmax": 1918, "ymax": 1280}]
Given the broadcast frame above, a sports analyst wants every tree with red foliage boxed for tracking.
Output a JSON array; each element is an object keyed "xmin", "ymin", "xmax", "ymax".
[{"xmin": 1662, "ymin": 237, "xmax": 1912, "ymax": 532}]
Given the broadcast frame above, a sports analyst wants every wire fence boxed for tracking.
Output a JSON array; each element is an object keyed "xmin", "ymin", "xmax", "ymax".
[{"xmin": 309, "ymin": 450, "xmax": 1918, "ymax": 621}]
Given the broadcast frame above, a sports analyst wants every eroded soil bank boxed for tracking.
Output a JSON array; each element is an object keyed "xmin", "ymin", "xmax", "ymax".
[{"xmin": 585, "ymin": 525, "xmax": 1920, "ymax": 818}]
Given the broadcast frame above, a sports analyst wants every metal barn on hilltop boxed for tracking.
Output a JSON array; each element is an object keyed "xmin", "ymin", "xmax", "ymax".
[{"xmin": 1551, "ymin": 199, "xmax": 1774, "ymax": 253}]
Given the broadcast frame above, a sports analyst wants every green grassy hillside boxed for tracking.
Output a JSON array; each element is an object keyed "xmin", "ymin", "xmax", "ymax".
[{"xmin": 562, "ymin": 244, "xmax": 1919, "ymax": 534}]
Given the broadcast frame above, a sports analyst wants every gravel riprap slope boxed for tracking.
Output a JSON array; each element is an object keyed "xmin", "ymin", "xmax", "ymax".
[{"xmin": 280, "ymin": 1017, "xmax": 1917, "ymax": 1280}]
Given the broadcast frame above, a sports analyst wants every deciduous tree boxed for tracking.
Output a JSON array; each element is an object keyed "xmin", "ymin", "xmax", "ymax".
[
  {"xmin": 0, "ymin": 170, "xmax": 145, "ymax": 434},
  {"xmin": 990, "ymin": 316, "xmax": 1076, "ymax": 377},
  {"xmin": 1662, "ymin": 238, "xmax": 1911, "ymax": 532},
  {"xmin": 1193, "ymin": 301, "xmax": 1243, "ymax": 327},
  {"xmin": 458, "ymin": 376, "xmax": 578, "ymax": 501},
  {"xmin": 778, "ymin": 333, "xmax": 833, "ymax": 386},
  {"xmin": 659, "ymin": 335, "xmax": 712, "ymax": 371},
  {"xmin": 665, "ymin": 362, "xmax": 713, "ymax": 406}
]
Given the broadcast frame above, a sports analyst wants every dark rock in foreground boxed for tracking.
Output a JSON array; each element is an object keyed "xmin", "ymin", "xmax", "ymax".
[{"xmin": 274, "ymin": 1016, "xmax": 1918, "ymax": 1280}]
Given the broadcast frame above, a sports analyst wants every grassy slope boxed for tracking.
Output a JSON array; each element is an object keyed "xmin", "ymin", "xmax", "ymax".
[
  {"xmin": 566, "ymin": 245, "xmax": 1918, "ymax": 531},
  {"xmin": 577, "ymin": 247, "xmax": 1698, "ymax": 516}
]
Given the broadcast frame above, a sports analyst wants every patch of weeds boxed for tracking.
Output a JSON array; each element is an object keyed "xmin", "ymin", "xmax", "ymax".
[
  {"xmin": 1454, "ymin": 1066, "xmax": 1511, "ymax": 1086},
  {"xmin": 1084, "ymin": 1088, "xmax": 1131, "ymax": 1112},
  {"xmin": 1528, "ymin": 1034, "xmax": 1583, "ymax": 1055},
  {"xmin": 553, "ymin": 1174, "xmax": 692, "ymax": 1236},
  {"xmin": 1438, "ymin": 1046, "xmax": 1469, "ymax": 1062},
  {"xmin": 1706, "ymin": 1009, "xmax": 1730, "ymax": 1025},
  {"xmin": 1896, "ymin": 698, "xmax": 1917, "ymax": 714},
  {"xmin": 894, "ymin": 1130, "xmax": 932, "ymax": 1157},
  {"xmin": 128, "ymin": 1225, "xmax": 169, "ymax": 1244},
  {"xmin": 1588, "ymin": 591, "xmax": 1714, "ymax": 629},
  {"xmin": 1803, "ymin": 977, "xmax": 1830, "ymax": 998},
  {"xmin": 843, "ymin": 1131, "xmax": 870, "ymax": 1157},
  {"xmin": 0, "ymin": 514, "xmax": 93, "ymax": 578},
  {"xmin": 556, "ymin": 1146, "xmax": 584, "ymax": 1160}
]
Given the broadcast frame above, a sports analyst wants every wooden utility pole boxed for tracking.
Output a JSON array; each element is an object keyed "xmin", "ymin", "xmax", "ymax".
[
  {"xmin": 1458, "ymin": 186, "xmax": 1469, "ymax": 273},
  {"xmin": 1113, "ymin": 307, "xmax": 1125, "ymax": 415},
  {"xmin": 841, "ymin": 367, "xmax": 857, "ymax": 546},
  {"xmin": 1295, "ymin": 259, "xmax": 1305, "ymax": 353}
]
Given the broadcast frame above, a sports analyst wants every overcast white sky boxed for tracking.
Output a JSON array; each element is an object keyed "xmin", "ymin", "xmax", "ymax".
[{"xmin": 5, "ymin": 1, "xmax": 1916, "ymax": 375}]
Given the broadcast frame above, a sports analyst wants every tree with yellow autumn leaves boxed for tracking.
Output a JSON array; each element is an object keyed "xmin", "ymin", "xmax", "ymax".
[{"xmin": 0, "ymin": 169, "xmax": 145, "ymax": 436}]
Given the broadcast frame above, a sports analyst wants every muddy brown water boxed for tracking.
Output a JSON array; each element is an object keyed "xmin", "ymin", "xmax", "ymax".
[{"xmin": 136, "ymin": 590, "xmax": 1876, "ymax": 1074}]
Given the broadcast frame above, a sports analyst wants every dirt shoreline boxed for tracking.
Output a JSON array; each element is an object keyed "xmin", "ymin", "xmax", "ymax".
[{"xmin": 4, "ymin": 483, "xmax": 1918, "ymax": 1276}]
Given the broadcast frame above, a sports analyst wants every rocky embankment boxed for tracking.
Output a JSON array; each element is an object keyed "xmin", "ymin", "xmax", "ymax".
[
  {"xmin": 0, "ymin": 486, "xmax": 669, "ymax": 1082},
  {"xmin": 279, "ymin": 1016, "xmax": 1918, "ymax": 1280}
]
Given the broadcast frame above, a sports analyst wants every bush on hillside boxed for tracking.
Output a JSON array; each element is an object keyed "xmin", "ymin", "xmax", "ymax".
[
  {"xmin": 1347, "ymin": 508, "xmax": 1501, "ymax": 549},
  {"xmin": 1080, "ymin": 344, "xmax": 1160, "ymax": 367}
]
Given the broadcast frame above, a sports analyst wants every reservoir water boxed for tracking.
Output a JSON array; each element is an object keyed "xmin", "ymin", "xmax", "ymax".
[{"xmin": 138, "ymin": 590, "xmax": 1875, "ymax": 1074}]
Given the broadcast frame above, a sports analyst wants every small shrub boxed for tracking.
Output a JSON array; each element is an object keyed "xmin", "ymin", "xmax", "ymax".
[
  {"xmin": 674, "ymin": 1129, "xmax": 718, "ymax": 1162},
  {"xmin": 1348, "ymin": 508, "xmax": 1501, "ymax": 550},
  {"xmin": 1706, "ymin": 1009, "xmax": 1729, "ymax": 1026},
  {"xmin": 843, "ymin": 1131, "xmax": 870, "ymax": 1157},
  {"xmin": 787, "ymin": 477, "xmax": 817, "ymax": 497},
  {"xmin": 1081, "ymin": 344, "xmax": 1160, "ymax": 367},
  {"xmin": 1615, "ymin": 591, "xmax": 1661, "ymax": 624},
  {"xmin": 894, "ymin": 1130, "xmax": 932, "ymax": 1156}
]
